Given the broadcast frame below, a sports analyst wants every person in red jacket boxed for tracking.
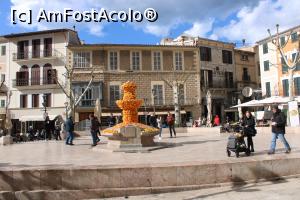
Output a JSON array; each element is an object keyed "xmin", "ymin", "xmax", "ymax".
[
  {"xmin": 213, "ymin": 115, "xmax": 220, "ymax": 126},
  {"xmin": 166, "ymin": 112, "xmax": 176, "ymax": 138}
]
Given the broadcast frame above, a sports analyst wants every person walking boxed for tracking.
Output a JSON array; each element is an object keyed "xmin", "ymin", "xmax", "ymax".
[
  {"xmin": 268, "ymin": 105, "xmax": 291, "ymax": 154},
  {"xmin": 242, "ymin": 111, "xmax": 256, "ymax": 152},
  {"xmin": 89, "ymin": 114, "xmax": 100, "ymax": 146},
  {"xmin": 157, "ymin": 116, "xmax": 163, "ymax": 140},
  {"xmin": 166, "ymin": 112, "xmax": 176, "ymax": 138},
  {"xmin": 268, "ymin": 105, "xmax": 291, "ymax": 155},
  {"xmin": 54, "ymin": 118, "xmax": 62, "ymax": 140},
  {"xmin": 65, "ymin": 116, "xmax": 74, "ymax": 145},
  {"xmin": 149, "ymin": 113, "xmax": 158, "ymax": 128}
]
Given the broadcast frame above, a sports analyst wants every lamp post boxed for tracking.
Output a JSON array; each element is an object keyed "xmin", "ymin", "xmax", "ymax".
[
  {"xmin": 143, "ymin": 98, "xmax": 148, "ymax": 124},
  {"xmin": 64, "ymin": 102, "xmax": 69, "ymax": 120},
  {"xmin": 42, "ymin": 94, "xmax": 47, "ymax": 119},
  {"xmin": 151, "ymin": 89, "xmax": 156, "ymax": 113}
]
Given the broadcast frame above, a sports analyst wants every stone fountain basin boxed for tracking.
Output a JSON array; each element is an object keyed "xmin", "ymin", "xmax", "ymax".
[{"xmin": 102, "ymin": 123, "xmax": 159, "ymax": 147}]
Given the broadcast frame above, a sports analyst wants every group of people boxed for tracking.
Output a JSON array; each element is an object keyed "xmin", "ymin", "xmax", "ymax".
[
  {"xmin": 148, "ymin": 112, "xmax": 176, "ymax": 139},
  {"xmin": 64, "ymin": 105, "xmax": 291, "ymax": 155},
  {"xmin": 240, "ymin": 105, "xmax": 291, "ymax": 154},
  {"xmin": 64, "ymin": 114, "xmax": 101, "ymax": 146}
]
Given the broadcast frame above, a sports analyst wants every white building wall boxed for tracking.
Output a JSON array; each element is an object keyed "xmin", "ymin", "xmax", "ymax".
[
  {"xmin": 259, "ymin": 41, "xmax": 279, "ymax": 96},
  {"xmin": 7, "ymin": 31, "xmax": 72, "ymax": 119}
]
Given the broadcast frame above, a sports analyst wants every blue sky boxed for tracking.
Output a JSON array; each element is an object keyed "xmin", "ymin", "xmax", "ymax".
[{"xmin": 1, "ymin": 0, "xmax": 299, "ymax": 45}]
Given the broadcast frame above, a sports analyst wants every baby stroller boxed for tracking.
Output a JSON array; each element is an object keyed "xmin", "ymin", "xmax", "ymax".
[{"xmin": 226, "ymin": 124, "xmax": 251, "ymax": 158}]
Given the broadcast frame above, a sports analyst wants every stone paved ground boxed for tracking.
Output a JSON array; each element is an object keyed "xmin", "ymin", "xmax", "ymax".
[
  {"xmin": 103, "ymin": 177, "xmax": 300, "ymax": 200},
  {"xmin": 0, "ymin": 127, "xmax": 300, "ymax": 169}
]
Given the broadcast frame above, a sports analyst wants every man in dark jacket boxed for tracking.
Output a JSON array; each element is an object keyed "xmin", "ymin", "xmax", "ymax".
[
  {"xmin": 268, "ymin": 105, "xmax": 291, "ymax": 154},
  {"xmin": 89, "ymin": 114, "xmax": 100, "ymax": 146},
  {"xmin": 108, "ymin": 113, "xmax": 116, "ymax": 127},
  {"xmin": 242, "ymin": 111, "xmax": 256, "ymax": 152},
  {"xmin": 149, "ymin": 113, "xmax": 158, "ymax": 128},
  {"xmin": 65, "ymin": 116, "xmax": 74, "ymax": 145}
]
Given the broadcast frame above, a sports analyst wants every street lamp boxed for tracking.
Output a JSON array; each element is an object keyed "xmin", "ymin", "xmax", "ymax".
[
  {"xmin": 143, "ymin": 98, "xmax": 148, "ymax": 124},
  {"xmin": 151, "ymin": 89, "xmax": 156, "ymax": 113},
  {"xmin": 42, "ymin": 94, "xmax": 47, "ymax": 119},
  {"xmin": 64, "ymin": 102, "xmax": 69, "ymax": 119}
]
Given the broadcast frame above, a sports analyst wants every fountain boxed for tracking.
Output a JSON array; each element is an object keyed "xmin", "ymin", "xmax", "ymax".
[{"xmin": 102, "ymin": 81, "xmax": 159, "ymax": 150}]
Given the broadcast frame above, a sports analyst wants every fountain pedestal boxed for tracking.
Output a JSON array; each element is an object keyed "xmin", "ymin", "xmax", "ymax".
[
  {"xmin": 101, "ymin": 81, "xmax": 159, "ymax": 152},
  {"xmin": 107, "ymin": 125, "xmax": 142, "ymax": 150}
]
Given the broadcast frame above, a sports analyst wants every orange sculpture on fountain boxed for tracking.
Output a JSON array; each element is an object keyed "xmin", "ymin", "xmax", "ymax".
[
  {"xmin": 116, "ymin": 81, "xmax": 143, "ymax": 124},
  {"xmin": 102, "ymin": 81, "xmax": 158, "ymax": 136}
]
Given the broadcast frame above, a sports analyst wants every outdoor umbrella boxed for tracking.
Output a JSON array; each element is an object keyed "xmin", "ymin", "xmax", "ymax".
[
  {"xmin": 94, "ymin": 98, "xmax": 102, "ymax": 123},
  {"xmin": 206, "ymin": 90, "xmax": 212, "ymax": 127}
]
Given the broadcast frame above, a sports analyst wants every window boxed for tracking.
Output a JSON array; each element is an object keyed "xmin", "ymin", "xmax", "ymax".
[
  {"xmin": 44, "ymin": 38, "xmax": 52, "ymax": 57},
  {"xmin": 131, "ymin": 51, "xmax": 140, "ymax": 70},
  {"xmin": 282, "ymin": 79, "xmax": 289, "ymax": 97},
  {"xmin": 243, "ymin": 68, "xmax": 250, "ymax": 81},
  {"xmin": 265, "ymin": 82, "xmax": 271, "ymax": 97},
  {"xmin": 200, "ymin": 46, "xmax": 211, "ymax": 61},
  {"xmin": 0, "ymin": 100, "xmax": 5, "ymax": 107},
  {"xmin": 153, "ymin": 51, "xmax": 161, "ymax": 70},
  {"xmin": 109, "ymin": 85, "xmax": 120, "ymax": 106},
  {"xmin": 241, "ymin": 55, "xmax": 248, "ymax": 61},
  {"xmin": 43, "ymin": 93, "xmax": 51, "ymax": 107},
  {"xmin": 73, "ymin": 52, "xmax": 91, "ymax": 68},
  {"xmin": 17, "ymin": 40, "xmax": 29, "ymax": 59},
  {"xmin": 174, "ymin": 52, "xmax": 183, "ymax": 70},
  {"xmin": 81, "ymin": 87, "xmax": 92, "ymax": 106},
  {"xmin": 31, "ymin": 65, "xmax": 40, "ymax": 85},
  {"xmin": 281, "ymin": 57, "xmax": 288, "ymax": 73},
  {"xmin": 178, "ymin": 84, "xmax": 185, "ymax": 105},
  {"xmin": 264, "ymin": 60, "xmax": 270, "ymax": 71},
  {"xmin": 294, "ymin": 77, "xmax": 300, "ymax": 96},
  {"xmin": 0, "ymin": 46, "xmax": 6, "ymax": 56},
  {"xmin": 32, "ymin": 94, "xmax": 39, "ymax": 108},
  {"xmin": 152, "ymin": 84, "xmax": 163, "ymax": 105},
  {"xmin": 225, "ymin": 72, "xmax": 234, "ymax": 88},
  {"xmin": 20, "ymin": 94, "xmax": 27, "ymax": 108},
  {"xmin": 222, "ymin": 50, "xmax": 232, "ymax": 64},
  {"xmin": 292, "ymin": 53, "xmax": 300, "ymax": 71},
  {"xmin": 109, "ymin": 51, "xmax": 118, "ymax": 71},
  {"xmin": 32, "ymin": 39, "xmax": 40, "ymax": 58},
  {"xmin": 291, "ymin": 32, "xmax": 298, "ymax": 42},
  {"xmin": 280, "ymin": 36, "xmax": 285, "ymax": 46},
  {"xmin": 263, "ymin": 43, "xmax": 268, "ymax": 54}
]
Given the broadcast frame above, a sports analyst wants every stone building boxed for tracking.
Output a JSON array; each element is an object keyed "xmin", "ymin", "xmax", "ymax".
[
  {"xmin": 234, "ymin": 46, "xmax": 261, "ymax": 102},
  {"xmin": 67, "ymin": 44, "xmax": 201, "ymax": 125},
  {"xmin": 161, "ymin": 35, "xmax": 236, "ymax": 122}
]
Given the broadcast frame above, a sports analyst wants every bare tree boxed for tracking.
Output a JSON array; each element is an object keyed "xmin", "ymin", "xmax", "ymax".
[
  {"xmin": 267, "ymin": 24, "xmax": 300, "ymax": 101},
  {"xmin": 56, "ymin": 65, "xmax": 94, "ymax": 120},
  {"xmin": 160, "ymin": 71, "xmax": 191, "ymax": 126}
]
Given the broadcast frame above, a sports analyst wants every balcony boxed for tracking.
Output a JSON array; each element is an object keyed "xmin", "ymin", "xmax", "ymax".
[
  {"xmin": 12, "ymin": 49, "xmax": 64, "ymax": 62},
  {"xmin": 78, "ymin": 99, "xmax": 96, "ymax": 107},
  {"xmin": 12, "ymin": 78, "xmax": 57, "ymax": 88}
]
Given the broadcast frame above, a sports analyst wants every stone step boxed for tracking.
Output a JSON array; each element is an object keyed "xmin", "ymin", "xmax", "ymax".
[{"xmin": 1, "ymin": 157, "xmax": 300, "ymax": 200}]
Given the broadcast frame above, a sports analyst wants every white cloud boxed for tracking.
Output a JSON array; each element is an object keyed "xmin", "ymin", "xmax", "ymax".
[
  {"xmin": 212, "ymin": 0, "xmax": 300, "ymax": 44},
  {"xmin": 184, "ymin": 19, "xmax": 214, "ymax": 37},
  {"xmin": 9, "ymin": 0, "xmax": 260, "ymax": 38}
]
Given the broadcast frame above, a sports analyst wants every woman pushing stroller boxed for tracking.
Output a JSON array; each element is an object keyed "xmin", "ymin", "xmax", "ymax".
[{"xmin": 241, "ymin": 111, "xmax": 256, "ymax": 152}]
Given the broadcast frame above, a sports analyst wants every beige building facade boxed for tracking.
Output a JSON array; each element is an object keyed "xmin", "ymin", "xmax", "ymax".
[{"xmin": 67, "ymin": 44, "xmax": 201, "ymax": 125}]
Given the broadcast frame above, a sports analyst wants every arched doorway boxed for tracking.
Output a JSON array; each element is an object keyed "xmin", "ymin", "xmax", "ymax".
[{"xmin": 31, "ymin": 64, "xmax": 40, "ymax": 85}]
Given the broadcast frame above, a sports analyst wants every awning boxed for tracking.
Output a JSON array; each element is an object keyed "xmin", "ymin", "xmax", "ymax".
[
  {"xmin": 19, "ymin": 115, "xmax": 58, "ymax": 122},
  {"xmin": 100, "ymin": 110, "xmax": 186, "ymax": 117}
]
